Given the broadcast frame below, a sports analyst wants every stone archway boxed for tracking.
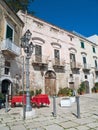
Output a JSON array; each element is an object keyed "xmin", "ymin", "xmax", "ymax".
[
  {"xmin": 1, "ymin": 79, "xmax": 12, "ymax": 100},
  {"xmin": 45, "ymin": 70, "xmax": 56, "ymax": 96}
]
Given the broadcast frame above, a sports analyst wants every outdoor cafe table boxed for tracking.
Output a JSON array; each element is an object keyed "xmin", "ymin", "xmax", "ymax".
[
  {"xmin": 31, "ymin": 94, "xmax": 50, "ymax": 107},
  {"xmin": 11, "ymin": 95, "xmax": 26, "ymax": 107}
]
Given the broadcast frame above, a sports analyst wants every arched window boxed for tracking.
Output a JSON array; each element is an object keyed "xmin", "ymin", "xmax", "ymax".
[{"xmin": 32, "ymin": 37, "xmax": 45, "ymax": 63}]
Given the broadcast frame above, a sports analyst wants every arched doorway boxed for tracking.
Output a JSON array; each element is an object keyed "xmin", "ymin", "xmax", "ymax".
[
  {"xmin": 1, "ymin": 79, "xmax": 12, "ymax": 100},
  {"xmin": 45, "ymin": 71, "xmax": 56, "ymax": 96},
  {"xmin": 84, "ymin": 81, "xmax": 89, "ymax": 93}
]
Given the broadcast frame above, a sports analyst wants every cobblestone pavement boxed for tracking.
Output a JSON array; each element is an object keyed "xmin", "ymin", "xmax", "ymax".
[{"xmin": 0, "ymin": 93, "xmax": 98, "ymax": 130}]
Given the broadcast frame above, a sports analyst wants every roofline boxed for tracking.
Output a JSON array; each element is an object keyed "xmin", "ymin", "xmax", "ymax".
[
  {"xmin": 20, "ymin": 10, "xmax": 97, "ymax": 46},
  {"xmin": 71, "ymin": 31, "xmax": 97, "ymax": 46},
  {"xmin": 1, "ymin": 0, "xmax": 24, "ymax": 27}
]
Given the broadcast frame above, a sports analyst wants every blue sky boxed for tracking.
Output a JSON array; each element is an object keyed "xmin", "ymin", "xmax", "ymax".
[{"xmin": 29, "ymin": 0, "xmax": 98, "ymax": 37}]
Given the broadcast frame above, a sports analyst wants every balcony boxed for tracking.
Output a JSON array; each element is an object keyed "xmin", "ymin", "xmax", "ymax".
[
  {"xmin": 32, "ymin": 55, "xmax": 48, "ymax": 66},
  {"xmin": 70, "ymin": 62, "xmax": 81, "ymax": 70},
  {"xmin": 82, "ymin": 63, "xmax": 91, "ymax": 71},
  {"xmin": 95, "ymin": 67, "xmax": 98, "ymax": 72},
  {"xmin": 1, "ymin": 39, "xmax": 20, "ymax": 56},
  {"xmin": 53, "ymin": 58, "xmax": 65, "ymax": 68}
]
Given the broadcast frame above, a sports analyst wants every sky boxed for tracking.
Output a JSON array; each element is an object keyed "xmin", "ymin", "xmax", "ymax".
[{"xmin": 29, "ymin": 0, "xmax": 98, "ymax": 37}]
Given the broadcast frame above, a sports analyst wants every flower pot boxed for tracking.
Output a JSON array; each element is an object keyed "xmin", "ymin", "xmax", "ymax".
[{"xmin": 70, "ymin": 96, "xmax": 76, "ymax": 103}]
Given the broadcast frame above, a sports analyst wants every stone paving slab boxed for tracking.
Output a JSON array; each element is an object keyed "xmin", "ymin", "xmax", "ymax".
[
  {"xmin": 86, "ymin": 122, "xmax": 98, "ymax": 129},
  {"xmin": 67, "ymin": 128, "xmax": 77, "ymax": 130},
  {"xmin": 31, "ymin": 128, "xmax": 45, "ymax": 130},
  {"xmin": 11, "ymin": 125, "xmax": 26, "ymax": 130},
  {"xmin": 0, "ymin": 126, "xmax": 9, "ymax": 130},
  {"xmin": 76, "ymin": 125, "xmax": 90, "ymax": 130},
  {"xmin": 44, "ymin": 124, "xmax": 64, "ymax": 130},
  {"xmin": 60, "ymin": 121, "xmax": 78, "ymax": 129},
  {"xmin": 73, "ymin": 117, "xmax": 96, "ymax": 125}
]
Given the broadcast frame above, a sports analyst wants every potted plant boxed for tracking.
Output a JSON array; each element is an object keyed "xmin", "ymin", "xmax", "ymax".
[
  {"xmin": 58, "ymin": 87, "xmax": 65, "ymax": 97},
  {"xmin": 78, "ymin": 82, "xmax": 86, "ymax": 95},
  {"xmin": 58, "ymin": 87, "xmax": 76, "ymax": 107},
  {"xmin": 58, "ymin": 87, "xmax": 74, "ymax": 97},
  {"xmin": 95, "ymin": 82, "xmax": 98, "ymax": 93},
  {"xmin": 91, "ymin": 86, "xmax": 96, "ymax": 93},
  {"xmin": 0, "ymin": 93, "xmax": 4, "ymax": 109},
  {"xmin": 35, "ymin": 89, "xmax": 42, "ymax": 96}
]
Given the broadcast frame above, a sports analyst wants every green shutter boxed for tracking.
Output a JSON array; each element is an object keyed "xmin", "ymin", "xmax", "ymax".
[
  {"xmin": 95, "ymin": 60, "xmax": 97, "ymax": 67},
  {"xmin": 6, "ymin": 25, "xmax": 13, "ymax": 41},
  {"xmin": 81, "ymin": 42, "xmax": 84, "ymax": 48},
  {"xmin": 93, "ymin": 46, "xmax": 95, "ymax": 53}
]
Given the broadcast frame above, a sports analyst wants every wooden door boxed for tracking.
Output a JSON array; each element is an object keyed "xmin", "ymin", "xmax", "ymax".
[
  {"xmin": 84, "ymin": 81, "xmax": 89, "ymax": 93},
  {"xmin": 45, "ymin": 71, "xmax": 56, "ymax": 96}
]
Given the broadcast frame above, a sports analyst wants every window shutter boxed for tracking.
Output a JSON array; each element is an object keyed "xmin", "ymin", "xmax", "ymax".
[
  {"xmin": 6, "ymin": 25, "xmax": 13, "ymax": 41},
  {"xmin": 81, "ymin": 42, "xmax": 84, "ymax": 48}
]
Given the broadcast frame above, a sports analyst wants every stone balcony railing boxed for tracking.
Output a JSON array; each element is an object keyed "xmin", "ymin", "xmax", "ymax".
[
  {"xmin": 95, "ymin": 66, "xmax": 98, "ymax": 72},
  {"xmin": 52, "ymin": 58, "xmax": 66, "ymax": 67},
  {"xmin": 1, "ymin": 39, "xmax": 20, "ymax": 56},
  {"xmin": 32, "ymin": 55, "xmax": 48, "ymax": 65},
  {"xmin": 70, "ymin": 61, "xmax": 81, "ymax": 69},
  {"xmin": 82, "ymin": 63, "xmax": 91, "ymax": 70}
]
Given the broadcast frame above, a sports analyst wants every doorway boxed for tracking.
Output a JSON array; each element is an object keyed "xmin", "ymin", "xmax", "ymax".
[
  {"xmin": 84, "ymin": 81, "xmax": 89, "ymax": 93},
  {"xmin": 45, "ymin": 71, "xmax": 56, "ymax": 96},
  {"xmin": 1, "ymin": 80, "xmax": 11, "ymax": 100}
]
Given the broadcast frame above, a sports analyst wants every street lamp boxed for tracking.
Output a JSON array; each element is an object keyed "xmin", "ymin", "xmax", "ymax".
[{"xmin": 21, "ymin": 29, "xmax": 34, "ymax": 111}]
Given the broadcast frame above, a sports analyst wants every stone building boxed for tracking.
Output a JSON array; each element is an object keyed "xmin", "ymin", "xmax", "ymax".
[
  {"xmin": 17, "ymin": 10, "xmax": 98, "ymax": 96},
  {"xmin": 0, "ymin": 1, "xmax": 24, "ymax": 98}
]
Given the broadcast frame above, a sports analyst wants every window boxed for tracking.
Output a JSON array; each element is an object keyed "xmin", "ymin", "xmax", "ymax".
[
  {"xmin": 68, "ymin": 35, "xmax": 74, "ymax": 41},
  {"xmin": 92, "ymin": 46, "xmax": 96, "ymax": 53},
  {"xmin": 70, "ymin": 53, "xmax": 76, "ymax": 62},
  {"xmin": 83, "ymin": 57, "xmax": 86, "ymax": 64},
  {"xmin": 70, "ymin": 37, "xmax": 73, "ymax": 41},
  {"xmin": 54, "ymin": 49, "xmax": 60, "ymax": 64},
  {"xmin": 85, "ymin": 75, "xmax": 87, "ymax": 79},
  {"xmin": 5, "ymin": 68, "xmax": 10, "ymax": 75},
  {"xmin": 95, "ymin": 60, "xmax": 97, "ymax": 68},
  {"xmin": 35, "ymin": 45, "xmax": 42, "ymax": 62},
  {"xmin": 4, "ymin": 61, "xmax": 10, "ymax": 75},
  {"xmin": 81, "ymin": 41, "xmax": 85, "ymax": 48},
  {"xmin": 54, "ymin": 49, "xmax": 60, "ymax": 59},
  {"xmin": 70, "ymin": 74, "xmax": 73, "ymax": 78},
  {"xmin": 70, "ymin": 53, "xmax": 76, "ymax": 68},
  {"xmin": 6, "ymin": 24, "xmax": 13, "ymax": 41}
]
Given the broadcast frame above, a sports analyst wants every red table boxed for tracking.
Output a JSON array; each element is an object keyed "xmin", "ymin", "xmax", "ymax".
[
  {"xmin": 31, "ymin": 94, "xmax": 50, "ymax": 107},
  {"xmin": 11, "ymin": 95, "xmax": 26, "ymax": 107}
]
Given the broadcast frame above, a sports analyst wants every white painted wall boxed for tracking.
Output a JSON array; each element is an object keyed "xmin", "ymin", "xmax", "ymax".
[{"xmin": 17, "ymin": 10, "xmax": 98, "ymax": 94}]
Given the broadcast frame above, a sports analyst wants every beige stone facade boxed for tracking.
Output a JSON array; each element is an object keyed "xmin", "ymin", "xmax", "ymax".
[
  {"xmin": 17, "ymin": 11, "xmax": 98, "ymax": 95},
  {"xmin": 0, "ymin": 1, "xmax": 24, "ymax": 97}
]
